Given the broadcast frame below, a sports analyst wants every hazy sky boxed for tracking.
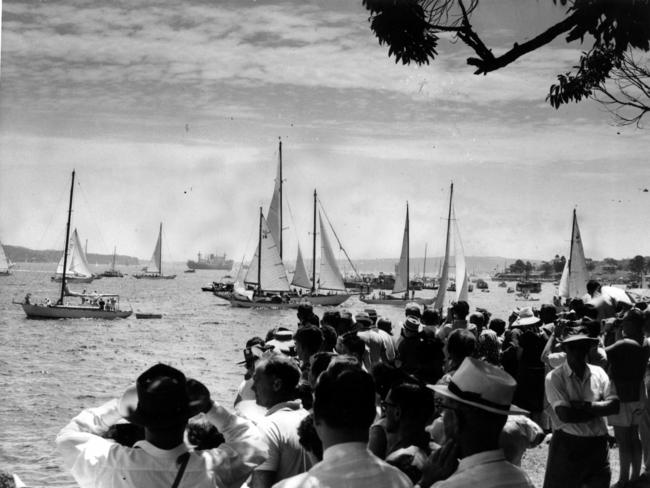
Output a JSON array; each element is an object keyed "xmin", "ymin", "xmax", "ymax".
[{"xmin": 1, "ymin": 0, "xmax": 648, "ymax": 264}]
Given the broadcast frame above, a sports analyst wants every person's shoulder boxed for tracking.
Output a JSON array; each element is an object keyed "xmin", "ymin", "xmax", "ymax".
[
  {"xmin": 587, "ymin": 363, "xmax": 609, "ymax": 379},
  {"xmin": 272, "ymin": 471, "xmax": 311, "ymax": 488}
]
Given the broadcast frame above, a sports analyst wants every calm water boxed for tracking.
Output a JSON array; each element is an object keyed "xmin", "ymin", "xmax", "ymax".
[{"xmin": 0, "ymin": 263, "xmax": 558, "ymax": 487}]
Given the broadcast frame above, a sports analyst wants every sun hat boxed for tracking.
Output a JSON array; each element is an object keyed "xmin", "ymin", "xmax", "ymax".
[
  {"xmin": 118, "ymin": 363, "xmax": 205, "ymax": 428},
  {"xmin": 512, "ymin": 307, "xmax": 540, "ymax": 327},
  {"xmin": 428, "ymin": 357, "xmax": 528, "ymax": 415},
  {"xmin": 560, "ymin": 325, "xmax": 600, "ymax": 344},
  {"xmin": 355, "ymin": 311, "xmax": 372, "ymax": 326},
  {"xmin": 403, "ymin": 315, "xmax": 421, "ymax": 334}
]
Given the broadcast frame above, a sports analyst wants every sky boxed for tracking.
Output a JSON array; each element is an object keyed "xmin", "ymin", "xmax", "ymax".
[{"xmin": 1, "ymin": 0, "xmax": 649, "ymax": 265}]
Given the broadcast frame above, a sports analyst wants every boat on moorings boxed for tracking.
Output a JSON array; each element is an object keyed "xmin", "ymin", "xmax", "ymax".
[
  {"xmin": 187, "ymin": 252, "xmax": 233, "ymax": 271},
  {"xmin": 20, "ymin": 170, "xmax": 132, "ymax": 320},
  {"xmin": 134, "ymin": 223, "xmax": 176, "ymax": 279},
  {"xmin": 0, "ymin": 240, "xmax": 13, "ymax": 276},
  {"xmin": 361, "ymin": 203, "xmax": 434, "ymax": 307},
  {"xmin": 100, "ymin": 246, "xmax": 124, "ymax": 277}
]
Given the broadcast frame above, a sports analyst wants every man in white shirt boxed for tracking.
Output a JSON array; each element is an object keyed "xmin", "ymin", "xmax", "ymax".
[
  {"xmin": 56, "ymin": 363, "xmax": 266, "ymax": 488},
  {"xmin": 251, "ymin": 354, "xmax": 313, "ymax": 488},
  {"xmin": 273, "ymin": 358, "xmax": 412, "ymax": 488},
  {"xmin": 422, "ymin": 357, "xmax": 535, "ymax": 488}
]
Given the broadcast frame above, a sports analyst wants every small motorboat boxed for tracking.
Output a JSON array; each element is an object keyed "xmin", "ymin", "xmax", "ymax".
[{"xmin": 135, "ymin": 312, "xmax": 163, "ymax": 319}]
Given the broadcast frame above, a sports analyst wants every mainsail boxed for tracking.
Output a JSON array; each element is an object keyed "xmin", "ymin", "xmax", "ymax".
[
  {"xmin": 145, "ymin": 224, "xmax": 163, "ymax": 274},
  {"xmin": 245, "ymin": 214, "xmax": 291, "ymax": 292},
  {"xmin": 0, "ymin": 241, "xmax": 11, "ymax": 273},
  {"xmin": 435, "ymin": 184, "xmax": 454, "ymax": 309},
  {"xmin": 291, "ymin": 245, "xmax": 312, "ymax": 289},
  {"xmin": 453, "ymin": 208, "xmax": 469, "ymax": 302},
  {"xmin": 558, "ymin": 210, "xmax": 589, "ymax": 299},
  {"xmin": 319, "ymin": 212, "xmax": 346, "ymax": 290},
  {"xmin": 55, "ymin": 229, "xmax": 93, "ymax": 278},
  {"xmin": 267, "ymin": 142, "xmax": 283, "ymax": 256},
  {"xmin": 392, "ymin": 205, "xmax": 410, "ymax": 295}
]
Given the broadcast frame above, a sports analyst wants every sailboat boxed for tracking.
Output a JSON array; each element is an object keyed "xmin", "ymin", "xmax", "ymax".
[
  {"xmin": 360, "ymin": 203, "xmax": 434, "ymax": 307},
  {"xmin": 19, "ymin": 170, "xmax": 132, "ymax": 319},
  {"xmin": 433, "ymin": 183, "xmax": 470, "ymax": 310},
  {"xmin": 51, "ymin": 228, "xmax": 95, "ymax": 283},
  {"xmin": 100, "ymin": 246, "xmax": 124, "ymax": 277},
  {"xmin": 228, "ymin": 207, "xmax": 301, "ymax": 308},
  {"xmin": 557, "ymin": 209, "xmax": 589, "ymax": 300},
  {"xmin": 134, "ymin": 223, "xmax": 176, "ymax": 279},
  {"xmin": 290, "ymin": 190, "xmax": 351, "ymax": 306},
  {"xmin": 0, "ymin": 241, "xmax": 13, "ymax": 276}
]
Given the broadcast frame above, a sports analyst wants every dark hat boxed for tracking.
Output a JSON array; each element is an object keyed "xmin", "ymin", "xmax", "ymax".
[
  {"xmin": 403, "ymin": 316, "xmax": 421, "ymax": 334},
  {"xmin": 118, "ymin": 363, "xmax": 204, "ymax": 428},
  {"xmin": 364, "ymin": 308, "xmax": 378, "ymax": 322},
  {"xmin": 355, "ymin": 311, "xmax": 372, "ymax": 326},
  {"xmin": 561, "ymin": 326, "xmax": 599, "ymax": 345},
  {"xmin": 405, "ymin": 302, "xmax": 422, "ymax": 318}
]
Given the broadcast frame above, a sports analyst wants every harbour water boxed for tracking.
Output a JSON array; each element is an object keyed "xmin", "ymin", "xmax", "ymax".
[{"xmin": 0, "ymin": 263, "xmax": 559, "ymax": 487}]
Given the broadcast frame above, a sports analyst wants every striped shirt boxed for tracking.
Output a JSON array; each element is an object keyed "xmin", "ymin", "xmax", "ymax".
[{"xmin": 431, "ymin": 449, "xmax": 534, "ymax": 488}]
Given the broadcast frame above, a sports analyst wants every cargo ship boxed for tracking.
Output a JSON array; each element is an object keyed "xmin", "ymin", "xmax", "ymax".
[{"xmin": 186, "ymin": 252, "xmax": 234, "ymax": 271}]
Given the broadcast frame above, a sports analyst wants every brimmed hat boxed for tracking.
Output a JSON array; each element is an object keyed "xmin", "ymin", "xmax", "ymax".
[
  {"xmin": 355, "ymin": 311, "xmax": 372, "ymax": 326},
  {"xmin": 405, "ymin": 302, "xmax": 422, "ymax": 318},
  {"xmin": 513, "ymin": 307, "xmax": 540, "ymax": 327},
  {"xmin": 403, "ymin": 316, "xmax": 421, "ymax": 334},
  {"xmin": 428, "ymin": 357, "xmax": 527, "ymax": 416},
  {"xmin": 118, "ymin": 363, "xmax": 204, "ymax": 428},
  {"xmin": 560, "ymin": 325, "xmax": 599, "ymax": 344},
  {"xmin": 364, "ymin": 308, "xmax": 378, "ymax": 322}
]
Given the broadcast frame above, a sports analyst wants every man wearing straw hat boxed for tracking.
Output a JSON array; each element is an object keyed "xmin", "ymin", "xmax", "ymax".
[
  {"xmin": 418, "ymin": 357, "xmax": 534, "ymax": 487},
  {"xmin": 56, "ymin": 363, "xmax": 266, "ymax": 488},
  {"xmin": 543, "ymin": 325, "xmax": 620, "ymax": 488}
]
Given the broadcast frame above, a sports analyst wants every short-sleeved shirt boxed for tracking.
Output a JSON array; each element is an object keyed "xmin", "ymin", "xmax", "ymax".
[
  {"xmin": 545, "ymin": 362, "xmax": 618, "ymax": 437},
  {"xmin": 255, "ymin": 400, "xmax": 313, "ymax": 481},
  {"xmin": 605, "ymin": 338, "xmax": 649, "ymax": 402}
]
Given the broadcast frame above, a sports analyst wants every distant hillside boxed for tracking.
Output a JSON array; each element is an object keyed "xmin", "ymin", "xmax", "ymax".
[{"xmin": 3, "ymin": 245, "xmax": 140, "ymax": 265}]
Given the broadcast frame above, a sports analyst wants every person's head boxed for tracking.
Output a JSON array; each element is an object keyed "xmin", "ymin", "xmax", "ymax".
[
  {"xmin": 468, "ymin": 312, "xmax": 485, "ymax": 330},
  {"xmin": 561, "ymin": 326, "xmax": 598, "ymax": 365},
  {"xmin": 421, "ymin": 308, "xmax": 440, "ymax": 327},
  {"xmin": 241, "ymin": 336, "xmax": 266, "ymax": 374},
  {"xmin": 354, "ymin": 311, "xmax": 373, "ymax": 329},
  {"xmin": 488, "ymin": 318, "xmax": 506, "ymax": 337},
  {"xmin": 477, "ymin": 329, "xmax": 501, "ymax": 365},
  {"xmin": 371, "ymin": 362, "xmax": 414, "ymax": 401},
  {"xmin": 512, "ymin": 307, "xmax": 540, "ymax": 329},
  {"xmin": 377, "ymin": 317, "xmax": 393, "ymax": 335},
  {"xmin": 309, "ymin": 351, "xmax": 336, "ymax": 388},
  {"xmin": 429, "ymin": 358, "xmax": 523, "ymax": 455},
  {"xmin": 568, "ymin": 298, "xmax": 586, "ymax": 318},
  {"xmin": 621, "ymin": 308, "xmax": 645, "ymax": 342},
  {"xmin": 335, "ymin": 331, "xmax": 366, "ymax": 363},
  {"xmin": 313, "ymin": 360, "xmax": 376, "ymax": 448},
  {"xmin": 384, "ymin": 382, "xmax": 435, "ymax": 433},
  {"xmin": 364, "ymin": 308, "xmax": 378, "ymax": 325},
  {"xmin": 402, "ymin": 316, "xmax": 421, "ymax": 338},
  {"xmin": 319, "ymin": 325, "xmax": 338, "ymax": 352},
  {"xmin": 265, "ymin": 327, "xmax": 296, "ymax": 356},
  {"xmin": 252, "ymin": 353, "xmax": 301, "ymax": 408},
  {"xmin": 539, "ymin": 304, "xmax": 557, "ymax": 325},
  {"xmin": 297, "ymin": 412, "xmax": 323, "ymax": 463},
  {"xmin": 586, "ymin": 280, "xmax": 601, "ymax": 296},
  {"xmin": 187, "ymin": 418, "xmax": 224, "ymax": 450},
  {"xmin": 321, "ymin": 310, "xmax": 341, "ymax": 329},
  {"xmin": 294, "ymin": 325, "xmax": 323, "ymax": 363},
  {"xmin": 297, "ymin": 302, "xmax": 314, "ymax": 323},
  {"xmin": 446, "ymin": 329, "xmax": 477, "ymax": 367},
  {"xmin": 337, "ymin": 311, "xmax": 355, "ymax": 335},
  {"xmin": 405, "ymin": 302, "xmax": 422, "ymax": 319},
  {"xmin": 452, "ymin": 301, "xmax": 470, "ymax": 320}
]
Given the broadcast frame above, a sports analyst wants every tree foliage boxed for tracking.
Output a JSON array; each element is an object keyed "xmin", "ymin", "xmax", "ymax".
[
  {"xmin": 362, "ymin": 0, "xmax": 650, "ymax": 124},
  {"xmin": 628, "ymin": 255, "xmax": 647, "ymax": 274}
]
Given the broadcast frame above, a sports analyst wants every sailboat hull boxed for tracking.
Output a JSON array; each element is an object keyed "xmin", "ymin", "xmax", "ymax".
[
  {"xmin": 51, "ymin": 275, "xmax": 94, "ymax": 283},
  {"xmin": 304, "ymin": 294, "xmax": 351, "ymax": 306},
  {"xmin": 133, "ymin": 274, "xmax": 176, "ymax": 279},
  {"xmin": 229, "ymin": 296, "xmax": 302, "ymax": 309},
  {"xmin": 21, "ymin": 303, "xmax": 132, "ymax": 319},
  {"xmin": 359, "ymin": 295, "xmax": 435, "ymax": 307}
]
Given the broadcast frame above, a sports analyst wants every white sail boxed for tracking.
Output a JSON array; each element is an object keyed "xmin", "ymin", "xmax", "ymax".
[
  {"xmin": 267, "ymin": 149, "xmax": 282, "ymax": 253},
  {"xmin": 392, "ymin": 206, "xmax": 409, "ymax": 295},
  {"xmin": 319, "ymin": 212, "xmax": 346, "ymax": 291},
  {"xmin": 558, "ymin": 211, "xmax": 589, "ymax": 299},
  {"xmin": 291, "ymin": 245, "xmax": 312, "ymax": 289},
  {"xmin": 244, "ymin": 215, "xmax": 291, "ymax": 292},
  {"xmin": 435, "ymin": 186, "xmax": 454, "ymax": 310},
  {"xmin": 453, "ymin": 208, "xmax": 469, "ymax": 302},
  {"xmin": 0, "ymin": 241, "xmax": 11, "ymax": 273},
  {"xmin": 55, "ymin": 229, "xmax": 93, "ymax": 278},
  {"xmin": 145, "ymin": 224, "xmax": 163, "ymax": 274}
]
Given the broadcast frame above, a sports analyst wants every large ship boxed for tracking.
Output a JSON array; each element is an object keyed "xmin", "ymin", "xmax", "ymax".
[{"xmin": 187, "ymin": 252, "xmax": 234, "ymax": 271}]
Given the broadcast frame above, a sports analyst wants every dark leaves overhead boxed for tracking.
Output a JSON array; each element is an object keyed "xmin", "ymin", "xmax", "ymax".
[{"xmin": 363, "ymin": 0, "xmax": 439, "ymax": 65}]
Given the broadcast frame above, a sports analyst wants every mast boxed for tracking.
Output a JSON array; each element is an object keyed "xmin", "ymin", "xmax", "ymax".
[
  {"xmin": 278, "ymin": 138, "xmax": 283, "ymax": 259},
  {"xmin": 59, "ymin": 170, "xmax": 75, "ymax": 304},
  {"xmin": 423, "ymin": 243, "xmax": 427, "ymax": 279},
  {"xmin": 258, "ymin": 206, "xmax": 263, "ymax": 294},
  {"xmin": 159, "ymin": 222, "xmax": 163, "ymax": 276},
  {"xmin": 112, "ymin": 246, "xmax": 117, "ymax": 271},
  {"xmin": 406, "ymin": 202, "xmax": 410, "ymax": 297},
  {"xmin": 312, "ymin": 189, "xmax": 317, "ymax": 293}
]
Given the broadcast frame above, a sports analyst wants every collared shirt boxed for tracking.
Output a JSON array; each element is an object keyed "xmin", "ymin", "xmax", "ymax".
[
  {"xmin": 56, "ymin": 399, "xmax": 266, "ymax": 488},
  {"xmin": 431, "ymin": 449, "xmax": 535, "ymax": 488},
  {"xmin": 545, "ymin": 361, "xmax": 618, "ymax": 437},
  {"xmin": 357, "ymin": 326, "xmax": 388, "ymax": 370},
  {"xmin": 255, "ymin": 400, "xmax": 313, "ymax": 481},
  {"xmin": 272, "ymin": 442, "xmax": 413, "ymax": 488}
]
